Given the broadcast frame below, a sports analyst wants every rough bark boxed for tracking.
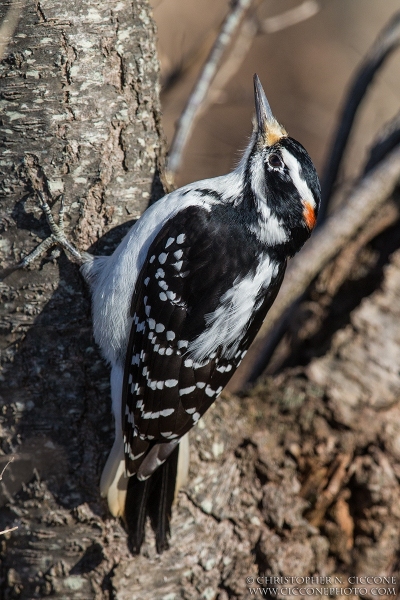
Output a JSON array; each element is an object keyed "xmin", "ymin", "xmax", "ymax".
[{"xmin": 0, "ymin": 1, "xmax": 165, "ymax": 597}]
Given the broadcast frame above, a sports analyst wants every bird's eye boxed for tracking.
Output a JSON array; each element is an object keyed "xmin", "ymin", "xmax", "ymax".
[{"xmin": 268, "ymin": 154, "xmax": 283, "ymax": 169}]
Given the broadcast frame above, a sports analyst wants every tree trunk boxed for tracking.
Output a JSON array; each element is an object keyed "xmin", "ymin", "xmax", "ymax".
[{"xmin": 0, "ymin": 1, "xmax": 165, "ymax": 597}]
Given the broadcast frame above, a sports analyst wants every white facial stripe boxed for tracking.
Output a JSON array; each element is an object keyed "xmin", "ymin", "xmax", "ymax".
[
  {"xmin": 249, "ymin": 153, "xmax": 288, "ymax": 245},
  {"xmin": 250, "ymin": 152, "xmax": 265, "ymax": 199},
  {"xmin": 281, "ymin": 148, "xmax": 315, "ymax": 208}
]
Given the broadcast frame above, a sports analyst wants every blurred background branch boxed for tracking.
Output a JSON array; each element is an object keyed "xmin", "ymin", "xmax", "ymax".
[
  {"xmin": 0, "ymin": 0, "xmax": 21, "ymax": 63},
  {"xmin": 165, "ymin": 0, "xmax": 320, "ymax": 183},
  {"xmin": 261, "ymin": 0, "xmax": 319, "ymax": 34},
  {"xmin": 166, "ymin": 0, "xmax": 256, "ymax": 182},
  {"xmin": 319, "ymin": 10, "xmax": 400, "ymax": 222}
]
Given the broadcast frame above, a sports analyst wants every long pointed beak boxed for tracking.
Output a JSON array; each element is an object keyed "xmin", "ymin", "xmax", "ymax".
[
  {"xmin": 253, "ymin": 73, "xmax": 286, "ymax": 144},
  {"xmin": 254, "ymin": 74, "xmax": 275, "ymax": 130}
]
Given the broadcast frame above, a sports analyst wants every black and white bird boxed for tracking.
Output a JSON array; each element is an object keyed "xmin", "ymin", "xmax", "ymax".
[{"xmin": 15, "ymin": 75, "xmax": 321, "ymax": 553}]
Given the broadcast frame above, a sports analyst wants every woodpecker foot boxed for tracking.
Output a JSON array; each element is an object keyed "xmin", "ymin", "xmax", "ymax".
[
  {"xmin": 1, "ymin": 192, "xmax": 87, "ymax": 280},
  {"xmin": 27, "ymin": 192, "xmax": 85, "ymax": 264}
]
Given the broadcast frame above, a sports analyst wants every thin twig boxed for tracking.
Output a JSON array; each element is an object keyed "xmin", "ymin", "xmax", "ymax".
[
  {"xmin": 163, "ymin": 16, "xmax": 258, "ymax": 120},
  {"xmin": 161, "ymin": 1, "xmax": 318, "ymax": 97},
  {"xmin": 229, "ymin": 145, "xmax": 400, "ymax": 391},
  {"xmin": 261, "ymin": 0, "xmax": 319, "ymax": 34},
  {"xmin": 0, "ymin": 526, "xmax": 18, "ymax": 535},
  {"xmin": 0, "ymin": 0, "xmax": 22, "ymax": 63},
  {"xmin": 363, "ymin": 111, "xmax": 400, "ymax": 175},
  {"xmin": 0, "ymin": 457, "xmax": 18, "ymax": 535},
  {"xmin": 0, "ymin": 456, "xmax": 14, "ymax": 480},
  {"xmin": 319, "ymin": 10, "xmax": 400, "ymax": 222},
  {"xmin": 198, "ymin": 16, "xmax": 258, "ymax": 115},
  {"xmin": 160, "ymin": 31, "xmax": 215, "ymax": 95},
  {"xmin": 186, "ymin": 1, "xmax": 320, "ymax": 116},
  {"xmin": 166, "ymin": 0, "xmax": 256, "ymax": 181}
]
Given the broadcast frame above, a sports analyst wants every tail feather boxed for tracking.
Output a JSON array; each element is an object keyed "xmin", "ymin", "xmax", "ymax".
[
  {"xmin": 100, "ymin": 434, "xmax": 189, "ymax": 553},
  {"xmin": 125, "ymin": 477, "xmax": 152, "ymax": 554},
  {"xmin": 124, "ymin": 446, "xmax": 180, "ymax": 553},
  {"xmin": 100, "ymin": 438, "xmax": 127, "ymax": 517},
  {"xmin": 175, "ymin": 432, "xmax": 189, "ymax": 495},
  {"xmin": 147, "ymin": 445, "xmax": 179, "ymax": 553}
]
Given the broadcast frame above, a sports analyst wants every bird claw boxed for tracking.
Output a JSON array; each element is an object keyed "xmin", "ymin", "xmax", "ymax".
[
  {"xmin": 34, "ymin": 192, "xmax": 85, "ymax": 264},
  {"xmin": 2, "ymin": 192, "xmax": 85, "ymax": 280}
]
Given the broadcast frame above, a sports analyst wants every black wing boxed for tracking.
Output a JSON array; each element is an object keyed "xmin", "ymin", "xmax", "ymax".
[{"xmin": 121, "ymin": 204, "xmax": 286, "ymax": 477}]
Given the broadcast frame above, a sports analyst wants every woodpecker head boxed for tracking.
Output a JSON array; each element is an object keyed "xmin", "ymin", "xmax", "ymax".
[{"xmin": 241, "ymin": 74, "xmax": 321, "ymax": 256}]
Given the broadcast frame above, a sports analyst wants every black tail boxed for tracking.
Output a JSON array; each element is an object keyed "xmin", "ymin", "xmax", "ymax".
[{"xmin": 124, "ymin": 445, "xmax": 180, "ymax": 554}]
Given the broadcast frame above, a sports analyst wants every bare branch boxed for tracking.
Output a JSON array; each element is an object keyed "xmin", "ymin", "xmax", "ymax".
[
  {"xmin": 230, "ymin": 145, "xmax": 400, "ymax": 391},
  {"xmin": 363, "ymin": 111, "xmax": 400, "ymax": 175},
  {"xmin": 320, "ymin": 11, "xmax": 400, "ymax": 222},
  {"xmin": 0, "ymin": 456, "xmax": 14, "ymax": 481},
  {"xmin": 0, "ymin": 456, "xmax": 18, "ymax": 535},
  {"xmin": 0, "ymin": 526, "xmax": 18, "ymax": 535},
  {"xmin": 166, "ymin": 0, "xmax": 256, "ymax": 181},
  {"xmin": 199, "ymin": 16, "xmax": 258, "ymax": 114},
  {"xmin": 261, "ymin": 0, "xmax": 319, "ymax": 34},
  {"xmin": 0, "ymin": 0, "xmax": 22, "ymax": 63},
  {"xmin": 203, "ymin": 1, "xmax": 321, "ymax": 111}
]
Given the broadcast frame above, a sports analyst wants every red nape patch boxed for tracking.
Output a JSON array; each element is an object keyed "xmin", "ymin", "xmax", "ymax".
[{"xmin": 303, "ymin": 202, "xmax": 316, "ymax": 230}]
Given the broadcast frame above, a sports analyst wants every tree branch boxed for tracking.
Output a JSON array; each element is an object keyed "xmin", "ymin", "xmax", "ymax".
[
  {"xmin": 363, "ymin": 111, "xmax": 400, "ymax": 175},
  {"xmin": 166, "ymin": 0, "xmax": 256, "ymax": 181},
  {"xmin": 319, "ymin": 10, "xmax": 400, "ymax": 222},
  {"xmin": 0, "ymin": 456, "xmax": 14, "ymax": 481},
  {"xmin": 0, "ymin": 457, "xmax": 18, "ymax": 536},
  {"xmin": 261, "ymin": 0, "xmax": 319, "ymax": 34}
]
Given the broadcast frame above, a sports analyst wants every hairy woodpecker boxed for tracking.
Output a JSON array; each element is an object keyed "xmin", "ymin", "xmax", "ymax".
[{"xmin": 13, "ymin": 75, "xmax": 321, "ymax": 553}]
